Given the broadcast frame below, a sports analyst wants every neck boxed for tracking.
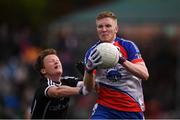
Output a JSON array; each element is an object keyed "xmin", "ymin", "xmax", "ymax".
[
  {"xmin": 113, "ymin": 35, "xmax": 117, "ymax": 41},
  {"xmin": 45, "ymin": 74, "xmax": 61, "ymax": 82}
]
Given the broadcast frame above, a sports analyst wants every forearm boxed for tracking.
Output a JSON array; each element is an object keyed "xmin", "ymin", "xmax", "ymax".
[
  {"xmin": 83, "ymin": 71, "xmax": 95, "ymax": 92},
  {"xmin": 49, "ymin": 86, "xmax": 80, "ymax": 97},
  {"xmin": 122, "ymin": 61, "xmax": 149, "ymax": 80}
]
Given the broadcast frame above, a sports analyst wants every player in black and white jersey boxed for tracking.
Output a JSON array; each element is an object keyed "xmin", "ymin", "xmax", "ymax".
[{"xmin": 30, "ymin": 48, "xmax": 88, "ymax": 119}]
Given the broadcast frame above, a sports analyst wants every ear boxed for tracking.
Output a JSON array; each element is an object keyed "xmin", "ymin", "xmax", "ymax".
[
  {"xmin": 115, "ymin": 25, "xmax": 119, "ymax": 33},
  {"xmin": 41, "ymin": 68, "xmax": 46, "ymax": 74}
]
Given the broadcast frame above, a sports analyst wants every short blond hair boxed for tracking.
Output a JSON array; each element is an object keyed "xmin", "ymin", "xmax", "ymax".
[{"xmin": 96, "ymin": 11, "xmax": 117, "ymax": 20}]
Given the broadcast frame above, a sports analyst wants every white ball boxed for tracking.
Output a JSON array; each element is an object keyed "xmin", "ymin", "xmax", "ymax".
[{"xmin": 96, "ymin": 42, "xmax": 120, "ymax": 69}]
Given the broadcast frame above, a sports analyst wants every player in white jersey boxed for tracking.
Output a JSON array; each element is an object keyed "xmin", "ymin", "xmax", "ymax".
[{"xmin": 83, "ymin": 11, "xmax": 149, "ymax": 119}]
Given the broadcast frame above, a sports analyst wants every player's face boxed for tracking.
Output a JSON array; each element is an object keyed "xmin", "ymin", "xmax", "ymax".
[
  {"xmin": 42, "ymin": 54, "xmax": 63, "ymax": 77},
  {"xmin": 96, "ymin": 17, "xmax": 118, "ymax": 43}
]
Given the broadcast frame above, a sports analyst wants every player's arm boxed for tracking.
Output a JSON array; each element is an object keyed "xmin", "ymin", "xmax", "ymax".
[
  {"xmin": 118, "ymin": 41, "xmax": 149, "ymax": 80},
  {"xmin": 76, "ymin": 61, "xmax": 96, "ymax": 92},
  {"xmin": 47, "ymin": 85, "xmax": 81, "ymax": 98},
  {"xmin": 120, "ymin": 59, "xmax": 149, "ymax": 80},
  {"xmin": 83, "ymin": 48, "xmax": 102, "ymax": 92},
  {"xmin": 83, "ymin": 71, "xmax": 95, "ymax": 92}
]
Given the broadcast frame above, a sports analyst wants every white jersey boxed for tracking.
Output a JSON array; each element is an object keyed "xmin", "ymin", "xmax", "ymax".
[{"xmin": 84, "ymin": 37, "xmax": 145, "ymax": 112}]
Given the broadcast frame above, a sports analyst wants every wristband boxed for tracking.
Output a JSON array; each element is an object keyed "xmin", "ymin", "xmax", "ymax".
[
  {"xmin": 85, "ymin": 67, "xmax": 93, "ymax": 74},
  {"xmin": 79, "ymin": 87, "xmax": 83, "ymax": 95},
  {"xmin": 119, "ymin": 57, "xmax": 126, "ymax": 64},
  {"xmin": 79, "ymin": 86, "xmax": 89, "ymax": 95},
  {"xmin": 86, "ymin": 70, "xmax": 93, "ymax": 74}
]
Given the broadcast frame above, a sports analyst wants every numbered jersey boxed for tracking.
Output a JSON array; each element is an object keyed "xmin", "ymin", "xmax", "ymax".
[{"xmin": 84, "ymin": 37, "xmax": 145, "ymax": 112}]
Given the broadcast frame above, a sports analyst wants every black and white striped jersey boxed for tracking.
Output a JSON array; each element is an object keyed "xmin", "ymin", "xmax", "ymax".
[{"xmin": 31, "ymin": 76, "xmax": 80, "ymax": 119}]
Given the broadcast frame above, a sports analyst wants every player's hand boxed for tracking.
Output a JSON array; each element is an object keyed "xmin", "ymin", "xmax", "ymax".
[{"xmin": 86, "ymin": 49, "xmax": 102, "ymax": 73}]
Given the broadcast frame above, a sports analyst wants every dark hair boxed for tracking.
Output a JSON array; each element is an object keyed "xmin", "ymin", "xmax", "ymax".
[
  {"xmin": 96, "ymin": 11, "xmax": 117, "ymax": 20},
  {"xmin": 34, "ymin": 48, "xmax": 57, "ymax": 76}
]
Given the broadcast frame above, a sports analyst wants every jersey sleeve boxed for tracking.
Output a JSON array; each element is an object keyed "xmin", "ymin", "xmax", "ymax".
[
  {"xmin": 43, "ymin": 80, "xmax": 58, "ymax": 97},
  {"xmin": 123, "ymin": 41, "xmax": 144, "ymax": 63},
  {"xmin": 84, "ymin": 48, "xmax": 92, "ymax": 64}
]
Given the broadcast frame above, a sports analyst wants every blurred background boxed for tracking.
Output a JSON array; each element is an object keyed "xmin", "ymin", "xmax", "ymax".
[{"xmin": 0, "ymin": 0, "xmax": 179, "ymax": 119}]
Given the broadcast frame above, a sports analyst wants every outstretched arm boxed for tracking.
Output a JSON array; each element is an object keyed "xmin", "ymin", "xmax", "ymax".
[{"xmin": 47, "ymin": 85, "xmax": 81, "ymax": 98}]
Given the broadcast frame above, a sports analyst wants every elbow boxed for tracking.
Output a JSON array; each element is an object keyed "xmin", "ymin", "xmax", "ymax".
[
  {"xmin": 142, "ymin": 72, "xmax": 149, "ymax": 80},
  {"xmin": 50, "ymin": 91, "xmax": 60, "ymax": 98}
]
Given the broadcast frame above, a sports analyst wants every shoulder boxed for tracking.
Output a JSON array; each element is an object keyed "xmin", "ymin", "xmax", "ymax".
[
  {"xmin": 115, "ymin": 37, "xmax": 140, "ymax": 51},
  {"xmin": 115, "ymin": 37, "xmax": 138, "ymax": 48},
  {"xmin": 61, "ymin": 76, "xmax": 79, "ymax": 87},
  {"xmin": 61, "ymin": 76, "xmax": 79, "ymax": 81},
  {"xmin": 38, "ymin": 78, "xmax": 58, "ymax": 97},
  {"xmin": 114, "ymin": 37, "xmax": 142, "ymax": 60}
]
